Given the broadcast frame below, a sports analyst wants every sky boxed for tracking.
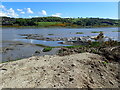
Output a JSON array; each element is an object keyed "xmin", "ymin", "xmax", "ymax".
[
  {"xmin": 0, "ymin": 2, "xmax": 118, "ymax": 19},
  {"xmin": 1, "ymin": 0, "xmax": 120, "ymax": 2}
]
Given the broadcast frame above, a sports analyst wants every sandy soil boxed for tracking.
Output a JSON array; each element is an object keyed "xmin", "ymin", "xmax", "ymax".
[{"xmin": 0, "ymin": 53, "xmax": 119, "ymax": 88}]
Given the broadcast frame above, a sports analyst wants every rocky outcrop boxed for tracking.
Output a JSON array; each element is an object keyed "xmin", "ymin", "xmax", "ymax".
[
  {"xmin": 58, "ymin": 46, "xmax": 120, "ymax": 62},
  {"xmin": 99, "ymin": 46, "xmax": 120, "ymax": 62}
]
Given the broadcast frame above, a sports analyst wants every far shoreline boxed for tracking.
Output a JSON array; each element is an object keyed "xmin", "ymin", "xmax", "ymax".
[{"xmin": 1, "ymin": 25, "xmax": 119, "ymax": 29}]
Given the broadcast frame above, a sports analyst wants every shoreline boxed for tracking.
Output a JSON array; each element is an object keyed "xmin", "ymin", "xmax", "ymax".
[
  {"xmin": 1, "ymin": 41, "xmax": 60, "ymax": 62},
  {"xmin": 1, "ymin": 34, "xmax": 120, "ymax": 63},
  {"xmin": 1, "ymin": 26, "xmax": 119, "ymax": 28},
  {"xmin": 1, "ymin": 27, "xmax": 119, "ymax": 62}
]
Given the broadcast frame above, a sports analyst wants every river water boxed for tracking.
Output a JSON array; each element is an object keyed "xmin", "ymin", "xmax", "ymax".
[
  {"xmin": 2, "ymin": 27, "xmax": 119, "ymax": 46},
  {"xmin": 1, "ymin": 27, "xmax": 119, "ymax": 62}
]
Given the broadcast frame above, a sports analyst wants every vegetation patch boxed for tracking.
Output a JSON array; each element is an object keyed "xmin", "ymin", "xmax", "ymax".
[
  {"xmin": 89, "ymin": 42, "xmax": 101, "ymax": 47},
  {"xmin": 112, "ymin": 31, "xmax": 120, "ymax": 32},
  {"xmin": 36, "ymin": 22, "xmax": 62, "ymax": 27},
  {"xmin": 64, "ymin": 45, "xmax": 85, "ymax": 48},
  {"xmin": 76, "ymin": 32, "xmax": 84, "ymax": 34},
  {"xmin": 43, "ymin": 47, "xmax": 52, "ymax": 52},
  {"xmin": 2, "ymin": 17, "xmax": 118, "ymax": 28},
  {"xmin": 91, "ymin": 31, "xmax": 103, "ymax": 33},
  {"xmin": 36, "ymin": 44, "xmax": 50, "ymax": 47}
]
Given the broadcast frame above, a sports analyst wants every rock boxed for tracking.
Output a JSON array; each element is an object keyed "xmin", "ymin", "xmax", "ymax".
[
  {"xmin": 1, "ymin": 68, "xmax": 7, "ymax": 71},
  {"xmin": 5, "ymin": 47, "xmax": 13, "ymax": 50},
  {"xmin": 109, "ymin": 81, "xmax": 114, "ymax": 85},
  {"xmin": 69, "ymin": 78, "xmax": 74, "ymax": 82},
  {"xmin": 35, "ymin": 50, "xmax": 40, "ymax": 54}
]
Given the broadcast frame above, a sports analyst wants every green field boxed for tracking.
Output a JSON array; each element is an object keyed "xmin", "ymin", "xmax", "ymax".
[{"xmin": 36, "ymin": 22, "xmax": 62, "ymax": 27}]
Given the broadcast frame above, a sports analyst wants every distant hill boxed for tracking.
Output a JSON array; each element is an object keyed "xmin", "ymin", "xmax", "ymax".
[{"xmin": 1, "ymin": 16, "xmax": 119, "ymax": 27}]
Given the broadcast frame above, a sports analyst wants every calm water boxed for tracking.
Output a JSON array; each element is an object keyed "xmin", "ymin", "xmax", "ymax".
[
  {"xmin": 1, "ymin": 27, "xmax": 119, "ymax": 46},
  {"xmin": 1, "ymin": 27, "xmax": 119, "ymax": 61}
]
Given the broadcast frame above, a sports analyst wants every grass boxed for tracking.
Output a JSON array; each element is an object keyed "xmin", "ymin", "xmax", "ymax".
[
  {"xmin": 43, "ymin": 47, "xmax": 52, "ymax": 52},
  {"xmin": 90, "ymin": 49, "xmax": 98, "ymax": 54},
  {"xmin": 2, "ymin": 24, "xmax": 118, "ymax": 28},
  {"xmin": 112, "ymin": 31, "xmax": 120, "ymax": 32},
  {"xmin": 36, "ymin": 44, "xmax": 50, "ymax": 47},
  {"xmin": 1, "ymin": 41, "xmax": 119, "ymax": 63},
  {"xmin": 36, "ymin": 42, "xmax": 101, "ymax": 49},
  {"xmin": 36, "ymin": 40, "xmax": 119, "ymax": 49},
  {"xmin": 64, "ymin": 45, "xmax": 85, "ymax": 48},
  {"xmin": 35, "ymin": 44, "xmax": 62, "ymax": 48},
  {"xmin": 91, "ymin": 31, "xmax": 103, "ymax": 33},
  {"xmin": 76, "ymin": 32, "xmax": 84, "ymax": 34},
  {"xmin": 64, "ymin": 42, "xmax": 101, "ymax": 48},
  {"xmin": 36, "ymin": 22, "xmax": 62, "ymax": 27},
  {"xmin": 89, "ymin": 42, "xmax": 101, "ymax": 47}
]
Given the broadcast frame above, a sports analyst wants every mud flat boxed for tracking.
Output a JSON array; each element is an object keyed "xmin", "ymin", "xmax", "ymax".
[
  {"xmin": 0, "ymin": 53, "xmax": 119, "ymax": 88},
  {"xmin": 1, "ymin": 41, "xmax": 59, "ymax": 62}
]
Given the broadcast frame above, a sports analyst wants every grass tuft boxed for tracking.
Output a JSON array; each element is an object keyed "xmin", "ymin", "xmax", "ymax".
[
  {"xmin": 43, "ymin": 47, "xmax": 52, "ymax": 52},
  {"xmin": 91, "ymin": 31, "xmax": 103, "ymax": 33},
  {"xmin": 76, "ymin": 32, "xmax": 84, "ymax": 34}
]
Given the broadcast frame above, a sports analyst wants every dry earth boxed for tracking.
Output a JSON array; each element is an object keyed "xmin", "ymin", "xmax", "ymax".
[{"xmin": 0, "ymin": 53, "xmax": 119, "ymax": 88}]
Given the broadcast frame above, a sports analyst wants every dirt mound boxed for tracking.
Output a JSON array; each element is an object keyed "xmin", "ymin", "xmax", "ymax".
[
  {"xmin": 58, "ymin": 46, "xmax": 120, "ymax": 62},
  {"xmin": 99, "ymin": 46, "xmax": 120, "ymax": 62},
  {"xmin": 0, "ymin": 53, "xmax": 119, "ymax": 88}
]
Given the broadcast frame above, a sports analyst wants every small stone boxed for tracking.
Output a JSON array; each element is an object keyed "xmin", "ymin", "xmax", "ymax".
[
  {"xmin": 57, "ymin": 66, "xmax": 60, "ymax": 68},
  {"xmin": 57, "ymin": 73, "xmax": 60, "ymax": 76},
  {"xmin": 71, "ymin": 64, "xmax": 75, "ymax": 67},
  {"xmin": 1, "ymin": 68, "xmax": 7, "ymax": 71},
  {"xmin": 109, "ymin": 81, "xmax": 114, "ymax": 85},
  {"xmin": 35, "ymin": 51, "xmax": 40, "ymax": 54},
  {"xmin": 69, "ymin": 78, "xmax": 74, "ymax": 82}
]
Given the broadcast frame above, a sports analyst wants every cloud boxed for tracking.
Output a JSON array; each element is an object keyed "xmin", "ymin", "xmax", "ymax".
[
  {"xmin": 29, "ymin": 16, "xmax": 32, "ymax": 18},
  {"xmin": 0, "ymin": 11, "xmax": 7, "ymax": 17},
  {"xmin": 17, "ymin": 9, "xmax": 25, "ymax": 14},
  {"xmin": 17, "ymin": 9, "xmax": 22, "ymax": 11},
  {"xmin": 20, "ymin": 11, "xmax": 25, "ymax": 14},
  {"xmin": 0, "ymin": 5, "xmax": 4, "ymax": 8},
  {"xmin": 34, "ymin": 16, "xmax": 39, "ymax": 17},
  {"xmin": 27, "ymin": 8, "xmax": 33, "ymax": 14},
  {"xmin": 0, "ymin": 5, "xmax": 19, "ymax": 17},
  {"xmin": 0, "ymin": 5, "xmax": 6, "ymax": 11},
  {"xmin": 52, "ymin": 13, "xmax": 62, "ymax": 17},
  {"xmin": 7, "ymin": 8, "xmax": 19, "ymax": 17},
  {"xmin": 0, "ymin": 5, "xmax": 8, "ymax": 17},
  {"xmin": 41, "ymin": 10, "xmax": 47, "ymax": 15}
]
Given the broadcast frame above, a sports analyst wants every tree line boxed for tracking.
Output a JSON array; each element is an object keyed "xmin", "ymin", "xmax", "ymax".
[{"xmin": 1, "ymin": 16, "xmax": 119, "ymax": 27}]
